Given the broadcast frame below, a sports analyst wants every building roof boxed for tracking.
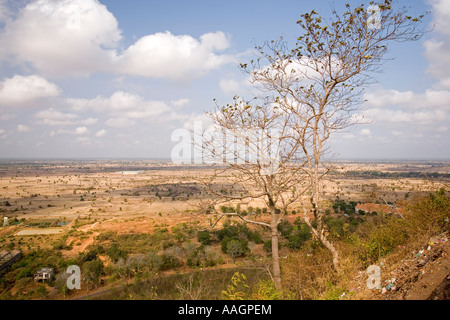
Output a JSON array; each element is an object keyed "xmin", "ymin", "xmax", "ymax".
[{"xmin": 355, "ymin": 203, "xmax": 405, "ymax": 215}]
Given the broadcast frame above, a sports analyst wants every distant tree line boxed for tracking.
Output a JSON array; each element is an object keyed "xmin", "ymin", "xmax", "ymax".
[{"xmin": 342, "ymin": 171, "xmax": 450, "ymax": 179}]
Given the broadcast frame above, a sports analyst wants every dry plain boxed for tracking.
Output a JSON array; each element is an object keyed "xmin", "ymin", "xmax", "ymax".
[
  {"xmin": 0, "ymin": 159, "xmax": 449, "ymax": 300},
  {"xmin": 1, "ymin": 159, "xmax": 449, "ymax": 247}
]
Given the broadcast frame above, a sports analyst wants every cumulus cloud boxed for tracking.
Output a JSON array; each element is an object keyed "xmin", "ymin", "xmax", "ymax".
[
  {"xmin": 219, "ymin": 78, "xmax": 242, "ymax": 94},
  {"xmin": 170, "ymin": 98, "xmax": 190, "ymax": 108},
  {"xmin": 69, "ymin": 91, "xmax": 175, "ymax": 125},
  {"xmin": 35, "ymin": 108, "xmax": 78, "ymax": 126},
  {"xmin": 362, "ymin": 108, "xmax": 448, "ymax": 125},
  {"xmin": 0, "ymin": 0, "xmax": 121, "ymax": 77},
  {"xmin": 358, "ymin": 1, "xmax": 450, "ymax": 144},
  {"xmin": 364, "ymin": 88, "xmax": 450, "ymax": 110},
  {"xmin": 95, "ymin": 129, "xmax": 107, "ymax": 137},
  {"xmin": 74, "ymin": 136, "xmax": 91, "ymax": 145},
  {"xmin": 0, "ymin": 75, "xmax": 61, "ymax": 106},
  {"xmin": 424, "ymin": 0, "xmax": 450, "ymax": 89},
  {"xmin": 0, "ymin": 0, "xmax": 234, "ymax": 81},
  {"xmin": 81, "ymin": 117, "xmax": 98, "ymax": 126},
  {"xmin": 116, "ymin": 31, "xmax": 234, "ymax": 82},
  {"xmin": 75, "ymin": 126, "xmax": 89, "ymax": 135},
  {"xmin": 105, "ymin": 117, "xmax": 136, "ymax": 128},
  {"xmin": 17, "ymin": 124, "xmax": 30, "ymax": 132}
]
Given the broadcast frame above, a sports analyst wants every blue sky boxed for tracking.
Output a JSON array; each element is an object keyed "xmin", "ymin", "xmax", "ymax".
[{"xmin": 0, "ymin": 0, "xmax": 448, "ymax": 160}]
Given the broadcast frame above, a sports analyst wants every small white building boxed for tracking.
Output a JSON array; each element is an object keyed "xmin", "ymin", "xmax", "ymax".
[
  {"xmin": 3, "ymin": 217, "xmax": 8, "ymax": 227},
  {"xmin": 34, "ymin": 268, "xmax": 54, "ymax": 282}
]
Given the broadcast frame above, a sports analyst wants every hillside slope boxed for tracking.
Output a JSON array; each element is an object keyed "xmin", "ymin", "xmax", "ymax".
[{"xmin": 352, "ymin": 232, "xmax": 449, "ymax": 300}]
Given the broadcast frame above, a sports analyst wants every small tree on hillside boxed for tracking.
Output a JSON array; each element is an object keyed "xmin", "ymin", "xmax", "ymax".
[
  {"xmin": 240, "ymin": 0, "xmax": 426, "ymax": 270},
  {"xmin": 194, "ymin": 97, "xmax": 310, "ymax": 290}
]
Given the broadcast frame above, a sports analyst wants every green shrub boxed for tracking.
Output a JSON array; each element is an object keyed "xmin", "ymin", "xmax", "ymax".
[
  {"xmin": 106, "ymin": 243, "xmax": 128, "ymax": 263},
  {"xmin": 96, "ymin": 231, "xmax": 117, "ymax": 242},
  {"xmin": 221, "ymin": 236, "xmax": 232, "ymax": 253},
  {"xmin": 323, "ymin": 216, "xmax": 345, "ymax": 240},
  {"xmin": 263, "ymin": 240, "xmax": 272, "ymax": 253},
  {"xmin": 362, "ymin": 189, "xmax": 450, "ymax": 265},
  {"xmin": 277, "ymin": 220, "xmax": 293, "ymax": 238},
  {"xmin": 226, "ymin": 239, "xmax": 247, "ymax": 260},
  {"xmin": 248, "ymin": 230, "xmax": 263, "ymax": 244},
  {"xmin": 197, "ymin": 230, "xmax": 211, "ymax": 245},
  {"xmin": 16, "ymin": 267, "xmax": 33, "ymax": 280},
  {"xmin": 160, "ymin": 253, "xmax": 182, "ymax": 270}
]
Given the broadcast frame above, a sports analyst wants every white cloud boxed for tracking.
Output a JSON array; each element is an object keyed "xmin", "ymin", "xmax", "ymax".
[
  {"xmin": 359, "ymin": 129, "xmax": 372, "ymax": 136},
  {"xmin": 69, "ymin": 91, "xmax": 174, "ymax": 125},
  {"xmin": 342, "ymin": 134, "xmax": 355, "ymax": 140},
  {"xmin": 170, "ymin": 98, "xmax": 190, "ymax": 108},
  {"xmin": 95, "ymin": 129, "xmax": 107, "ymax": 137},
  {"xmin": 0, "ymin": 114, "xmax": 15, "ymax": 121},
  {"xmin": 106, "ymin": 117, "xmax": 136, "ymax": 128},
  {"xmin": 0, "ymin": 127, "xmax": 7, "ymax": 139},
  {"xmin": 0, "ymin": 0, "xmax": 10, "ymax": 23},
  {"xmin": 0, "ymin": 1, "xmax": 234, "ymax": 81},
  {"xmin": 35, "ymin": 108, "xmax": 78, "ymax": 126},
  {"xmin": 219, "ymin": 78, "xmax": 242, "ymax": 94},
  {"xmin": 75, "ymin": 126, "xmax": 89, "ymax": 135},
  {"xmin": 74, "ymin": 136, "xmax": 91, "ymax": 145},
  {"xmin": 116, "ymin": 31, "xmax": 234, "ymax": 82},
  {"xmin": 424, "ymin": 0, "xmax": 450, "ymax": 89},
  {"xmin": 34, "ymin": 108, "xmax": 98, "ymax": 127},
  {"xmin": 0, "ymin": 75, "xmax": 60, "ymax": 106},
  {"xmin": 182, "ymin": 113, "xmax": 214, "ymax": 131},
  {"xmin": 0, "ymin": 0, "xmax": 121, "ymax": 77},
  {"xmin": 70, "ymin": 91, "xmax": 168, "ymax": 113},
  {"xmin": 364, "ymin": 88, "xmax": 450, "ymax": 110},
  {"xmin": 81, "ymin": 117, "xmax": 98, "ymax": 125},
  {"xmin": 363, "ymin": 108, "xmax": 448, "ymax": 124},
  {"xmin": 17, "ymin": 124, "xmax": 30, "ymax": 132}
]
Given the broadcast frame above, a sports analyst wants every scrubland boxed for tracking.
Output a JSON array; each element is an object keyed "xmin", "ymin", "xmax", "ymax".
[{"xmin": 0, "ymin": 160, "xmax": 448, "ymax": 300}]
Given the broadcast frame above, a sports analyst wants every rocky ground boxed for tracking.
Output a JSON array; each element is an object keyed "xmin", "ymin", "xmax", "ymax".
[{"xmin": 351, "ymin": 232, "xmax": 449, "ymax": 300}]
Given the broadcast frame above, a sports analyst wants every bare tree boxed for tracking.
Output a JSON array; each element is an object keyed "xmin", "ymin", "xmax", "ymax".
[
  {"xmin": 240, "ymin": 0, "xmax": 426, "ymax": 270},
  {"xmin": 194, "ymin": 97, "xmax": 310, "ymax": 290},
  {"xmin": 176, "ymin": 274, "xmax": 211, "ymax": 300}
]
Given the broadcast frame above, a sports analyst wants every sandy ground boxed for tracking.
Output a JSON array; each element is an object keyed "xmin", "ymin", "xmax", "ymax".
[{"xmin": 0, "ymin": 160, "xmax": 448, "ymax": 257}]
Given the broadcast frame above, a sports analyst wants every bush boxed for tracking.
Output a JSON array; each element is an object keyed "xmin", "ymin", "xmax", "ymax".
[
  {"xmin": 248, "ymin": 230, "xmax": 263, "ymax": 244},
  {"xmin": 363, "ymin": 217, "xmax": 409, "ymax": 263},
  {"xmin": 160, "ymin": 253, "xmax": 183, "ymax": 270},
  {"xmin": 323, "ymin": 216, "xmax": 345, "ymax": 240},
  {"xmin": 16, "ymin": 267, "xmax": 33, "ymax": 280},
  {"xmin": 361, "ymin": 189, "xmax": 450, "ymax": 265},
  {"xmin": 106, "ymin": 243, "xmax": 128, "ymax": 263},
  {"xmin": 263, "ymin": 240, "xmax": 272, "ymax": 253},
  {"xmin": 80, "ymin": 249, "xmax": 98, "ymax": 262},
  {"xmin": 216, "ymin": 225, "xmax": 239, "ymax": 241},
  {"xmin": 221, "ymin": 236, "xmax": 232, "ymax": 253},
  {"xmin": 250, "ymin": 280, "xmax": 283, "ymax": 300},
  {"xmin": 277, "ymin": 221, "xmax": 293, "ymax": 238},
  {"xmin": 96, "ymin": 231, "xmax": 117, "ymax": 242},
  {"xmin": 226, "ymin": 239, "xmax": 248, "ymax": 260},
  {"xmin": 83, "ymin": 258, "xmax": 104, "ymax": 288},
  {"xmin": 197, "ymin": 230, "xmax": 211, "ymax": 245},
  {"xmin": 287, "ymin": 228, "xmax": 312, "ymax": 250}
]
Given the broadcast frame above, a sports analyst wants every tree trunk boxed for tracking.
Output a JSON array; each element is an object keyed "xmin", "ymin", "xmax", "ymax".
[
  {"xmin": 271, "ymin": 212, "xmax": 282, "ymax": 290},
  {"xmin": 303, "ymin": 208, "xmax": 340, "ymax": 272},
  {"xmin": 319, "ymin": 233, "xmax": 340, "ymax": 271}
]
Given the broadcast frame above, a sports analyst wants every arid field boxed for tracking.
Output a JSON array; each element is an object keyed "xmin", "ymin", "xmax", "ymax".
[{"xmin": 0, "ymin": 160, "xmax": 449, "ymax": 300}]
